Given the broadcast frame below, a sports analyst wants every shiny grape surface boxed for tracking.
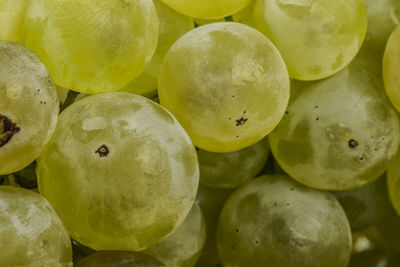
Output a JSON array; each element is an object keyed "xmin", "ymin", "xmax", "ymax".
[
  {"xmin": 198, "ymin": 137, "xmax": 269, "ymax": 188},
  {"xmin": 0, "ymin": 0, "xmax": 27, "ymax": 42},
  {"xmin": 77, "ymin": 251, "xmax": 165, "ymax": 267},
  {"xmin": 217, "ymin": 175, "xmax": 352, "ymax": 267},
  {"xmin": 160, "ymin": 0, "xmax": 251, "ymax": 19},
  {"xmin": 159, "ymin": 22, "xmax": 290, "ymax": 153},
  {"xmin": 24, "ymin": 0, "xmax": 159, "ymax": 94},
  {"xmin": 252, "ymin": 0, "xmax": 367, "ymax": 80},
  {"xmin": 0, "ymin": 41, "xmax": 59, "ymax": 175},
  {"xmin": 0, "ymin": 186, "xmax": 72, "ymax": 266},
  {"xmin": 269, "ymin": 66, "xmax": 400, "ymax": 190},
  {"xmin": 37, "ymin": 92, "xmax": 199, "ymax": 251},
  {"xmin": 144, "ymin": 203, "xmax": 206, "ymax": 267}
]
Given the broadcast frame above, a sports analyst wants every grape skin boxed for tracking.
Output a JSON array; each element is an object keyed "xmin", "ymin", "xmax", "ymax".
[
  {"xmin": 0, "ymin": 41, "xmax": 59, "ymax": 175},
  {"xmin": 217, "ymin": 175, "xmax": 352, "ymax": 267},
  {"xmin": 37, "ymin": 92, "xmax": 199, "ymax": 251},
  {"xmin": 0, "ymin": 0, "xmax": 27, "ymax": 42},
  {"xmin": 24, "ymin": 0, "xmax": 159, "ymax": 94},
  {"xmin": 158, "ymin": 22, "xmax": 290, "ymax": 153},
  {"xmin": 0, "ymin": 186, "xmax": 72, "ymax": 267}
]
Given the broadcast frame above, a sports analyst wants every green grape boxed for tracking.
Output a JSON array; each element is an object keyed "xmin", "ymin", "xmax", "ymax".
[
  {"xmin": 232, "ymin": 0, "xmax": 256, "ymax": 26},
  {"xmin": 0, "ymin": 0, "xmax": 27, "ymax": 42},
  {"xmin": 217, "ymin": 175, "xmax": 352, "ymax": 267},
  {"xmin": 333, "ymin": 176, "xmax": 389, "ymax": 231},
  {"xmin": 195, "ymin": 185, "xmax": 233, "ymax": 267},
  {"xmin": 158, "ymin": 22, "xmax": 290, "ymax": 153},
  {"xmin": 198, "ymin": 137, "xmax": 269, "ymax": 188},
  {"xmin": 0, "ymin": 41, "xmax": 59, "ymax": 175},
  {"xmin": 122, "ymin": 0, "xmax": 194, "ymax": 97},
  {"xmin": 251, "ymin": 0, "xmax": 367, "ymax": 80},
  {"xmin": 143, "ymin": 203, "xmax": 206, "ymax": 267},
  {"xmin": 269, "ymin": 65, "xmax": 400, "ymax": 190},
  {"xmin": 37, "ymin": 92, "xmax": 199, "ymax": 251},
  {"xmin": 383, "ymin": 25, "xmax": 400, "ymax": 112},
  {"xmin": 77, "ymin": 251, "xmax": 165, "ymax": 267},
  {"xmin": 159, "ymin": 0, "xmax": 251, "ymax": 19},
  {"xmin": 72, "ymin": 240, "xmax": 95, "ymax": 265},
  {"xmin": 24, "ymin": 0, "xmax": 158, "ymax": 94},
  {"xmin": 0, "ymin": 186, "xmax": 72, "ymax": 266}
]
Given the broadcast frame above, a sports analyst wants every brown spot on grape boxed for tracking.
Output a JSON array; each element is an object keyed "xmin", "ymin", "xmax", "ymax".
[
  {"xmin": 348, "ymin": 139, "xmax": 358, "ymax": 148},
  {"xmin": 236, "ymin": 229, "xmax": 240, "ymax": 233},
  {"xmin": 0, "ymin": 114, "xmax": 20, "ymax": 147},
  {"xmin": 285, "ymin": 111, "xmax": 289, "ymax": 115},
  {"xmin": 236, "ymin": 117, "xmax": 248, "ymax": 126},
  {"xmin": 95, "ymin": 144, "xmax": 109, "ymax": 157},
  {"xmin": 316, "ymin": 117, "xmax": 319, "ymax": 121}
]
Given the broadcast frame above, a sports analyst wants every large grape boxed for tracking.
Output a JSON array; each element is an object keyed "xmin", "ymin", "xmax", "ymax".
[
  {"xmin": 0, "ymin": 41, "xmax": 59, "ymax": 175},
  {"xmin": 269, "ymin": 66, "xmax": 400, "ymax": 190},
  {"xmin": 158, "ymin": 22, "xmax": 290, "ymax": 153},
  {"xmin": 0, "ymin": 186, "xmax": 72, "ymax": 266},
  {"xmin": 37, "ymin": 92, "xmax": 199, "ymax": 251},
  {"xmin": 159, "ymin": 0, "xmax": 251, "ymax": 19},
  {"xmin": 24, "ymin": 0, "xmax": 158, "ymax": 94},
  {"xmin": 77, "ymin": 251, "xmax": 165, "ymax": 267},
  {"xmin": 217, "ymin": 175, "xmax": 352, "ymax": 267},
  {"xmin": 251, "ymin": 0, "xmax": 367, "ymax": 80},
  {"xmin": 0, "ymin": 0, "xmax": 27, "ymax": 42}
]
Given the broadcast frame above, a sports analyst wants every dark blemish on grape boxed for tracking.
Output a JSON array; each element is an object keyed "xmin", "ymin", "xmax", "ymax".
[
  {"xmin": 290, "ymin": 188, "xmax": 294, "ymax": 191},
  {"xmin": 360, "ymin": 157, "xmax": 364, "ymax": 161},
  {"xmin": 37, "ymin": 89, "xmax": 40, "ymax": 92},
  {"xmin": 232, "ymin": 95, "xmax": 236, "ymax": 98},
  {"xmin": 374, "ymin": 148, "xmax": 378, "ymax": 151},
  {"xmin": 255, "ymin": 240, "xmax": 259, "ymax": 244},
  {"xmin": 41, "ymin": 239, "xmax": 48, "ymax": 248},
  {"xmin": 231, "ymin": 246, "xmax": 235, "ymax": 250},
  {"xmin": 0, "ymin": 114, "xmax": 21, "ymax": 148},
  {"xmin": 95, "ymin": 144, "xmax": 109, "ymax": 157},
  {"xmin": 315, "ymin": 105, "xmax": 319, "ymax": 109},
  {"xmin": 286, "ymin": 203, "xmax": 290, "ymax": 206},
  {"xmin": 348, "ymin": 139, "xmax": 358, "ymax": 148},
  {"xmin": 274, "ymin": 202, "xmax": 277, "ymax": 206},
  {"xmin": 236, "ymin": 135, "xmax": 239, "ymax": 138},
  {"xmin": 236, "ymin": 117, "xmax": 248, "ymax": 126},
  {"xmin": 40, "ymin": 101, "xmax": 47, "ymax": 105},
  {"xmin": 316, "ymin": 117, "xmax": 319, "ymax": 121},
  {"xmin": 243, "ymin": 110, "xmax": 246, "ymax": 114},
  {"xmin": 228, "ymin": 117, "xmax": 231, "ymax": 120},
  {"xmin": 236, "ymin": 229, "xmax": 240, "ymax": 233},
  {"xmin": 285, "ymin": 111, "xmax": 289, "ymax": 115}
]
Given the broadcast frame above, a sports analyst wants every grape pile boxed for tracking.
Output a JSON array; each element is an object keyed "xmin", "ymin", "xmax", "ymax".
[{"xmin": 1, "ymin": 0, "xmax": 400, "ymax": 266}]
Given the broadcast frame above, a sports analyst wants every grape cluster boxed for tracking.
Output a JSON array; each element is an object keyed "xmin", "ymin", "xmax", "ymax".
[{"xmin": 1, "ymin": 0, "xmax": 400, "ymax": 266}]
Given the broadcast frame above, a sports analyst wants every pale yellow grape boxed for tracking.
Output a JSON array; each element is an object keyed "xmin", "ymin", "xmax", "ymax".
[
  {"xmin": 0, "ymin": 0, "xmax": 27, "ymax": 42},
  {"xmin": 0, "ymin": 41, "xmax": 59, "ymax": 175},
  {"xmin": 24, "ymin": 0, "xmax": 158, "ymax": 94},
  {"xmin": 122, "ymin": 0, "xmax": 193, "ymax": 97},
  {"xmin": 160, "ymin": 0, "xmax": 251, "ymax": 19},
  {"xmin": 144, "ymin": 203, "xmax": 206, "ymax": 267},
  {"xmin": 0, "ymin": 186, "xmax": 72, "ymax": 267},
  {"xmin": 253, "ymin": 0, "xmax": 367, "ymax": 80},
  {"xmin": 158, "ymin": 22, "xmax": 290, "ymax": 153},
  {"xmin": 384, "ymin": 25, "xmax": 400, "ymax": 112},
  {"xmin": 37, "ymin": 92, "xmax": 199, "ymax": 251}
]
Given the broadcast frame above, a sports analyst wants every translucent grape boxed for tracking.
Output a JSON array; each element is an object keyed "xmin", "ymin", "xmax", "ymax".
[
  {"xmin": 269, "ymin": 66, "xmax": 400, "ymax": 190},
  {"xmin": 252, "ymin": 0, "xmax": 367, "ymax": 80},
  {"xmin": 159, "ymin": 0, "xmax": 251, "ymax": 19},
  {"xmin": 0, "ymin": 41, "xmax": 59, "ymax": 175},
  {"xmin": 143, "ymin": 203, "xmax": 206, "ymax": 267},
  {"xmin": 37, "ymin": 92, "xmax": 199, "ymax": 251},
  {"xmin": 217, "ymin": 175, "xmax": 352, "ymax": 267},
  {"xmin": 198, "ymin": 137, "xmax": 269, "ymax": 188},
  {"xmin": 24, "ymin": 0, "xmax": 159, "ymax": 94},
  {"xmin": 77, "ymin": 251, "xmax": 165, "ymax": 267},
  {"xmin": 122, "ymin": 0, "xmax": 193, "ymax": 97},
  {"xmin": 0, "ymin": 0, "xmax": 27, "ymax": 42},
  {"xmin": 158, "ymin": 22, "xmax": 290, "ymax": 153},
  {"xmin": 0, "ymin": 186, "xmax": 72, "ymax": 266}
]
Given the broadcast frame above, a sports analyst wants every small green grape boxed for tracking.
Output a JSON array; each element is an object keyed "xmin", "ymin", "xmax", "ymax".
[
  {"xmin": 159, "ymin": 22, "xmax": 290, "ymax": 153},
  {"xmin": 217, "ymin": 175, "xmax": 352, "ymax": 267},
  {"xmin": 0, "ymin": 0, "xmax": 27, "ymax": 42},
  {"xmin": 198, "ymin": 137, "xmax": 269, "ymax": 188},
  {"xmin": 269, "ymin": 65, "xmax": 400, "ymax": 190},
  {"xmin": 37, "ymin": 92, "xmax": 199, "ymax": 251},
  {"xmin": 251, "ymin": 0, "xmax": 367, "ymax": 80},
  {"xmin": 0, "ymin": 186, "xmax": 72, "ymax": 266},
  {"xmin": 24, "ymin": 0, "xmax": 159, "ymax": 94},
  {"xmin": 0, "ymin": 41, "xmax": 59, "ymax": 175},
  {"xmin": 159, "ymin": 0, "xmax": 251, "ymax": 19},
  {"xmin": 143, "ymin": 203, "xmax": 206, "ymax": 267},
  {"xmin": 77, "ymin": 251, "xmax": 165, "ymax": 267}
]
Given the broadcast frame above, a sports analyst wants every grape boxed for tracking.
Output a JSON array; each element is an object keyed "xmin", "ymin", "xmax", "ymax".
[
  {"xmin": 251, "ymin": 0, "xmax": 367, "ymax": 80},
  {"xmin": 232, "ymin": 0, "xmax": 256, "ymax": 26},
  {"xmin": 0, "ymin": 41, "xmax": 59, "ymax": 175},
  {"xmin": 37, "ymin": 92, "xmax": 199, "ymax": 251},
  {"xmin": 0, "ymin": 0, "xmax": 27, "ymax": 42},
  {"xmin": 383, "ymin": 25, "xmax": 400, "ymax": 112},
  {"xmin": 217, "ymin": 175, "xmax": 352, "ymax": 267},
  {"xmin": 24, "ymin": 0, "xmax": 159, "ymax": 94},
  {"xmin": 122, "ymin": 0, "xmax": 194, "ymax": 97},
  {"xmin": 0, "ymin": 186, "xmax": 72, "ymax": 266},
  {"xmin": 198, "ymin": 137, "xmax": 269, "ymax": 188},
  {"xmin": 388, "ymin": 146, "xmax": 400, "ymax": 215},
  {"xmin": 195, "ymin": 185, "xmax": 233, "ymax": 267},
  {"xmin": 158, "ymin": 22, "xmax": 290, "ymax": 153},
  {"xmin": 77, "ymin": 251, "xmax": 165, "ymax": 267},
  {"xmin": 269, "ymin": 65, "xmax": 400, "ymax": 190},
  {"xmin": 143, "ymin": 203, "xmax": 206, "ymax": 267},
  {"xmin": 159, "ymin": 0, "xmax": 251, "ymax": 19}
]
